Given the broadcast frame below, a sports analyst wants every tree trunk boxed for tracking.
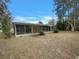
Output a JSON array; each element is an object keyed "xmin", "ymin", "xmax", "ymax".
[
  {"xmin": 73, "ymin": 18, "xmax": 75, "ymax": 31},
  {"xmin": 70, "ymin": 24, "xmax": 74, "ymax": 31}
]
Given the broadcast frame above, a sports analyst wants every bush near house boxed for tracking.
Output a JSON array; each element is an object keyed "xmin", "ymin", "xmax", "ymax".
[
  {"xmin": 53, "ymin": 28, "xmax": 59, "ymax": 33},
  {"xmin": 39, "ymin": 31, "xmax": 45, "ymax": 35}
]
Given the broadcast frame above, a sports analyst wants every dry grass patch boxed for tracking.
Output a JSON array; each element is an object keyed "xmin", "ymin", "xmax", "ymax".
[{"xmin": 0, "ymin": 32, "xmax": 79, "ymax": 59}]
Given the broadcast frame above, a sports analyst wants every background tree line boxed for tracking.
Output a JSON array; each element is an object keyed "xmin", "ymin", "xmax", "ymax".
[
  {"xmin": 0, "ymin": 0, "xmax": 12, "ymax": 38},
  {"xmin": 54, "ymin": 0, "xmax": 79, "ymax": 31}
]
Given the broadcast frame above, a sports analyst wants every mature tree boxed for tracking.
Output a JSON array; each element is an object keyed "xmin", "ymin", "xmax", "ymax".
[
  {"xmin": 0, "ymin": 0, "xmax": 12, "ymax": 38},
  {"xmin": 38, "ymin": 21, "xmax": 43, "ymax": 24},
  {"xmin": 2, "ymin": 12, "xmax": 12, "ymax": 38},
  {"xmin": 56, "ymin": 19, "xmax": 64, "ymax": 30},
  {"xmin": 0, "ymin": 0, "xmax": 10, "ymax": 18},
  {"xmin": 54, "ymin": 0, "xmax": 79, "ymax": 31}
]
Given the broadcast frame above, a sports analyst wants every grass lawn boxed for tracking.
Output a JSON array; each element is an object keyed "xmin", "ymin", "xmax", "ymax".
[{"xmin": 0, "ymin": 32, "xmax": 79, "ymax": 59}]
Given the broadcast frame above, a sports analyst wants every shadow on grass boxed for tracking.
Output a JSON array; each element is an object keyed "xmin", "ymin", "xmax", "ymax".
[{"xmin": 30, "ymin": 33, "xmax": 45, "ymax": 37}]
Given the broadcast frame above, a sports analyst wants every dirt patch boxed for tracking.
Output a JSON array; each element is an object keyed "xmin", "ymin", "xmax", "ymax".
[{"xmin": 0, "ymin": 32, "xmax": 79, "ymax": 59}]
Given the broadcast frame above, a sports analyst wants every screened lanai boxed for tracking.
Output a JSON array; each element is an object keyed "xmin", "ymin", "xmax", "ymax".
[{"xmin": 12, "ymin": 22, "xmax": 53, "ymax": 35}]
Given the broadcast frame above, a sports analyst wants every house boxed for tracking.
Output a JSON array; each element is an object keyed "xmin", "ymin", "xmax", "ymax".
[{"xmin": 12, "ymin": 22, "xmax": 53, "ymax": 36}]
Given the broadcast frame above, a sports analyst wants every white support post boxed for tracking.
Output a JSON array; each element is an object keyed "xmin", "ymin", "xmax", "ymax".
[
  {"xmin": 24, "ymin": 25, "xmax": 26, "ymax": 34},
  {"xmin": 31, "ymin": 26, "xmax": 33, "ymax": 33},
  {"xmin": 14, "ymin": 24, "xmax": 16, "ymax": 36},
  {"xmin": 50, "ymin": 26, "xmax": 52, "ymax": 31}
]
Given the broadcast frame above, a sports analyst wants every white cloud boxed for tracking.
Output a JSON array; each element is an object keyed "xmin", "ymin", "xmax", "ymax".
[
  {"xmin": 39, "ymin": 16, "xmax": 58, "ymax": 24},
  {"xmin": 13, "ymin": 16, "xmax": 38, "ymax": 24},
  {"xmin": 52, "ymin": 16, "xmax": 58, "ymax": 20},
  {"xmin": 39, "ymin": 16, "xmax": 52, "ymax": 24},
  {"xmin": 43, "ymin": 16, "xmax": 52, "ymax": 20},
  {"xmin": 14, "ymin": 16, "xmax": 26, "ymax": 21},
  {"xmin": 13, "ymin": 16, "xmax": 58, "ymax": 24},
  {"xmin": 14, "ymin": 16, "xmax": 36, "ymax": 21}
]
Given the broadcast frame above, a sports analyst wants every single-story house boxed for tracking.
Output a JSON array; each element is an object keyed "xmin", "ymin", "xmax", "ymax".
[{"xmin": 12, "ymin": 22, "xmax": 53, "ymax": 36}]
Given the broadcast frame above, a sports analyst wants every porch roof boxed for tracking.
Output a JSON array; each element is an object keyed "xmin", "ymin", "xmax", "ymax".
[{"xmin": 12, "ymin": 22, "xmax": 53, "ymax": 27}]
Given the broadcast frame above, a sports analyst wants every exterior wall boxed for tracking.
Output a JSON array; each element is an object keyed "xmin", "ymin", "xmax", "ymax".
[
  {"xmin": 32, "ymin": 25, "xmax": 43, "ymax": 33},
  {"xmin": 15, "ymin": 25, "xmax": 32, "ymax": 34},
  {"xmin": 31, "ymin": 25, "xmax": 39, "ymax": 33},
  {"xmin": 13, "ymin": 23, "xmax": 53, "ymax": 36}
]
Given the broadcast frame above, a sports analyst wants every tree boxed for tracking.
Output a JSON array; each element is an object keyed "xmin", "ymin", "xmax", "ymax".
[
  {"xmin": 0, "ymin": 0, "xmax": 12, "ymax": 38},
  {"xmin": 0, "ymin": 0, "xmax": 10, "ymax": 18},
  {"xmin": 54, "ymin": 0, "xmax": 79, "ymax": 31},
  {"xmin": 2, "ymin": 13, "xmax": 12, "ymax": 38},
  {"xmin": 38, "ymin": 21, "xmax": 43, "ymax": 24},
  {"xmin": 56, "ymin": 19, "xmax": 64, "ymax": 30}
]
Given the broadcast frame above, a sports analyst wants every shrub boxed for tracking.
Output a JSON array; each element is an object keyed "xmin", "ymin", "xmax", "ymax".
[
  {"xmin": 4, "ymin": 32, "xmax": 12, "ymax": 39},
  {"xmin": 2, "ymin": 14, "xmax": 12, "ymax": 39},
  {"xmin": 53, "ymin": 28, "xmax": 59, "ymax": 33},
  {"xmin": 39, "ymin": 31, "xmax": 45, "ymax": 35}
]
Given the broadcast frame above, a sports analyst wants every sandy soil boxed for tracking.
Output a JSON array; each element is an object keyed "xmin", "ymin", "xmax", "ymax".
[{"xmin": 0, "ymin": 32, "xmax": 79, "ymax": 59}]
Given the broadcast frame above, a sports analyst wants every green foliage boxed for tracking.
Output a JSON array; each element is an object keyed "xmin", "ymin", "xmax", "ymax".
[
  {"xmin": 0, "ymin": 0, "xmax": 10, "ymax": 18},
  {"xmin": 56, "ymin": 19, "xmax": 72, "ymax": 31},
  {"xmin": 39, "ymin": 31, "xmax": 45, "ymax": 35},
  {"xmin": 53, "ymin": 28, "xmax": 59, "ymax": 33},
  {"xmin": 54, "ymin": 0, "xmax": 79, "ymax": 31},
  {"xmin": 56, "ymin": 19, "xmax": 66, "ymax": 30},
  {"xmin": 0, "ymin": 0, "xmax": 12, "ymax": 39},
  {"xmin": 2, "ymin": 14, "xmax": 12, "ymax": 38}
]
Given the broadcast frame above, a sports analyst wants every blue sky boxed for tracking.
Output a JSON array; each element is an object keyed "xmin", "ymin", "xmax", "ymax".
[{"xmin": 8, "ymin": 0, "xmax": 57, "ymax": 24}]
